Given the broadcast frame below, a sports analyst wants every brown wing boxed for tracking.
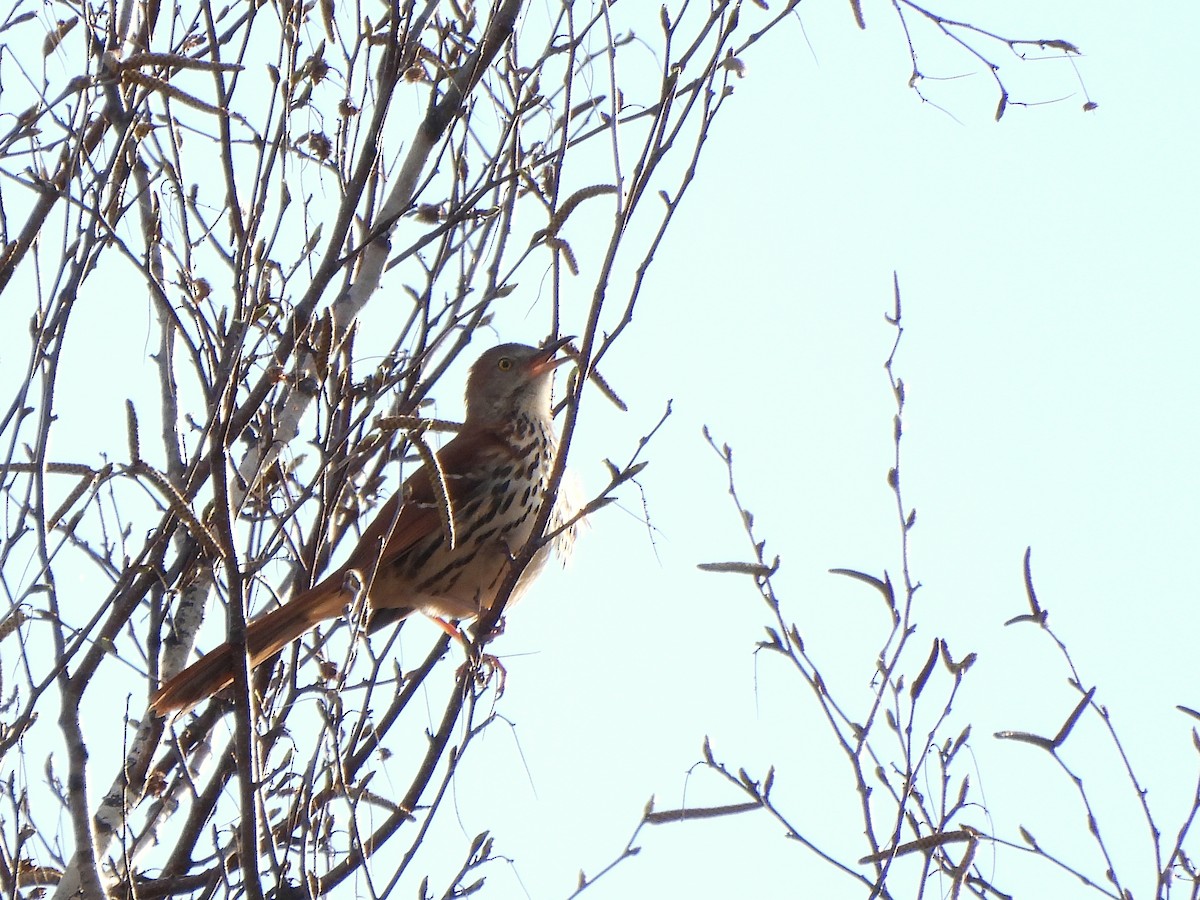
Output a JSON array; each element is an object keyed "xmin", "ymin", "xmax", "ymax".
[
  {"xmin": 341, "ymin": 424, "xmax": 514, "ymax": 583},
  {"xmin": 150, "ymin": 425, "xmax": 512, "ymax": 713}
]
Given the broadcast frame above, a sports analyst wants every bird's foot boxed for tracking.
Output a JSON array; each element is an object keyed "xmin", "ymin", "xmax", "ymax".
[{"xmin": 456, "ymin": 651, "xmax": 507, "ymax": 699}]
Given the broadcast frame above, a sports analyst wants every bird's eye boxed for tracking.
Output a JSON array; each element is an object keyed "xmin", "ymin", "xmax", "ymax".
[{"xmin": 497, "ymin": 357, "xmax": 513, "ymax": 371}]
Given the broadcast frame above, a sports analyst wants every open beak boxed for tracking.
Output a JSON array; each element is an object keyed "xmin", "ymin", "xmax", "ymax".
[{"xmin": 529, "ymin": 335, "xmax": 575, "ymax": 375}]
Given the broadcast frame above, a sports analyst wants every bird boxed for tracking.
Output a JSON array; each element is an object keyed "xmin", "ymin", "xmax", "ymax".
[{"xmin": 150, "ymin": 337, "xmax": 576, "ymax": 714}]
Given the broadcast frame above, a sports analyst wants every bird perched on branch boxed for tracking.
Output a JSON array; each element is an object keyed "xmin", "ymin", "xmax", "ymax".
[{"xmin": 150, "ymin": 337, "xmax": 577, "ymax": 714}]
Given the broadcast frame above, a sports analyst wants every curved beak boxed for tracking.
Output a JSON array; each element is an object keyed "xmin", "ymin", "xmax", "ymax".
[{"xmin": 529, "ymin": 335, "xmax": 575, "ymax": 375}]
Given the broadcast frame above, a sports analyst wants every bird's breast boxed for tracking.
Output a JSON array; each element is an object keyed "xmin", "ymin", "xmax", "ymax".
[{"xmin": 371, "ymin": 419, "xmax": 558, "ymax": 620}]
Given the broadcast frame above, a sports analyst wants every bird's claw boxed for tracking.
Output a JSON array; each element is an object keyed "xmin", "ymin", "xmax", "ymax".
[{"xmin": 456, "ymin": 652, "xmax": 507, "ymax": 699}]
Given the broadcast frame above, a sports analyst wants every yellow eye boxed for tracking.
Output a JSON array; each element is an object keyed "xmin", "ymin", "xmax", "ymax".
[{"xmin": 497, "ymin": 357, "xmax": 513, "ymax": 371}]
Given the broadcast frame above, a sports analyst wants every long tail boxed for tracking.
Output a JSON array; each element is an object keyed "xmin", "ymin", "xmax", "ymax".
[{"xmin": 150, "ymin": 577, "xmax": 349, "ymax": 714}]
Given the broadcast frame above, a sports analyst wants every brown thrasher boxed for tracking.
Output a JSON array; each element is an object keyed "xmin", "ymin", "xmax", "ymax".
[{"xmin": 150, "ymin": 338, "xmax": 575, "ymax": 714}]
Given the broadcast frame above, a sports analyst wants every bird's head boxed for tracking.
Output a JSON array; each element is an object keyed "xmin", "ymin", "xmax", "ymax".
[{"xmin": 464, "ymin": 336, "xmax": 574, "ymax": 423}]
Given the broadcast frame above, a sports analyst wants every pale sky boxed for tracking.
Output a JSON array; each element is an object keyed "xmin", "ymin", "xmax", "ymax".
[
  {"xmin": 478, "ymin": 2, "xmax": 1200, "ymax": 897},
  {"xmin": 2, "ymin": 1, "xmax": 1197, "ymax": 898}
]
